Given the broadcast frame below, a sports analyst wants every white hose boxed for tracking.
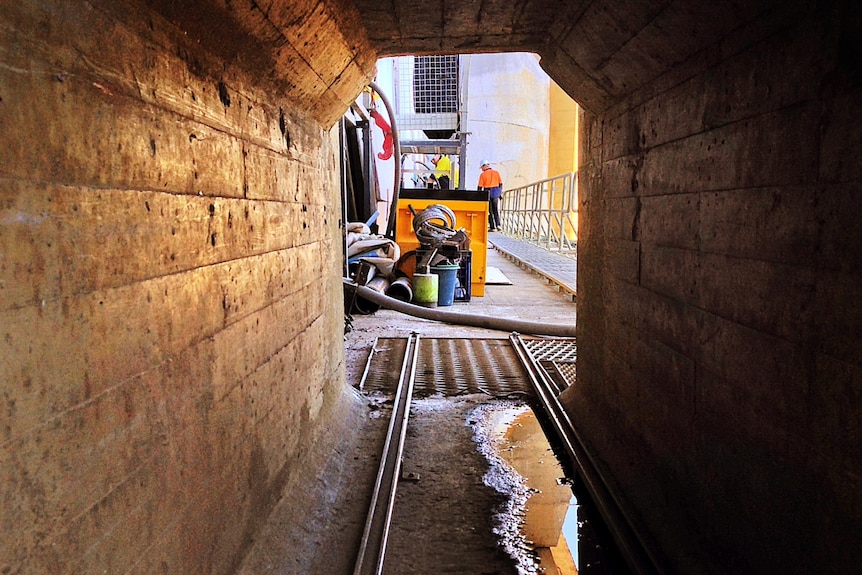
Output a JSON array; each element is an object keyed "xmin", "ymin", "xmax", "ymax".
[{"xmin": 369, "ymin": 81, "xmax": 401, "ymax": 240}]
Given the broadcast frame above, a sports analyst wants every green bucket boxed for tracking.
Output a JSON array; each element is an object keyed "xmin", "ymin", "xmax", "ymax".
[{"xmin": 412, "ymin": 273, "xmax": 438, "ymax": 307}]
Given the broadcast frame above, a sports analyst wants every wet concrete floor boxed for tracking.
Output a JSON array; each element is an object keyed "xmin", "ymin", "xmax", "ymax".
[{"xmin": 236, "ymin": 242, "xmax": 579, "ymax": 574}]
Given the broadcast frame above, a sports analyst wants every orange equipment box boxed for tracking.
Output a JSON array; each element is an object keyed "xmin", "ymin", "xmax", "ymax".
[{"xmin": 394, "ymin": 189, "xmax": 489, "ymax": 297}]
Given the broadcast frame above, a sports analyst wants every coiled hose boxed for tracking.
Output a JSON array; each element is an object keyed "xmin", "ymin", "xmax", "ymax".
[{"xmin": 412, "ymin": 204, "xmax": 458, "ymax": 246}]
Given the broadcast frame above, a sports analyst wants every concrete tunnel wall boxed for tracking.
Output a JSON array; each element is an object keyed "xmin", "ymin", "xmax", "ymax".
[
  {"xmin": 0, "ymin": 1, "xmax": 373, "ymax": 573},
  {"xmin": 565, "ymin": 3, "xmax": 862, "ymax": 573},
  {"xmin": 1, "ymin": 1, "xmax": 861, "ymax": 575}
]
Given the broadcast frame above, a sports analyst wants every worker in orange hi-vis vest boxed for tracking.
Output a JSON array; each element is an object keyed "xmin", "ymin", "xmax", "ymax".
[{"xmin": 478, "ymin": 160, "xmax": 503, "ymax": 231}]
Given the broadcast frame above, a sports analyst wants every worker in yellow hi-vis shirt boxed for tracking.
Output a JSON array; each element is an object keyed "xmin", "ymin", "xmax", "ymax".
[{"xmin": 432, "ymin": 154, "xmax": 452, "ymax": 189}]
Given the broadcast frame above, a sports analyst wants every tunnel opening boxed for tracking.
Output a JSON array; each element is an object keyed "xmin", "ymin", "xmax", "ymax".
[
  {"xmin": 6, "ymin": 2, "xmax": 859, "ymax": 575},
  {"xmin": 341, "ymin": 51, "xmax": 578, "ymax": 242},
  {"xmin": 337, "ymin": 49, "xmax": 593, "ymax": 575}
]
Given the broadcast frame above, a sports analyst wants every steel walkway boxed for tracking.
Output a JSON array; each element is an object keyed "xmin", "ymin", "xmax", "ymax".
[{"xmin": 488, "ymin": 232, "xmax": 577, "ymax": 299}]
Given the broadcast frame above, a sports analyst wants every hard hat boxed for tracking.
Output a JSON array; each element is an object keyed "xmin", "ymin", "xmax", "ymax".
[{"xmin": 480, "ymin": 160, "xmax": 490, "ymax": 167}]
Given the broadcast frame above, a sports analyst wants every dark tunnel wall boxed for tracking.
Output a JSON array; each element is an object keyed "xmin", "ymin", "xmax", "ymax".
[{"xmin": 564, "ymin": 3, "xmax": 862, "ymax": 573}]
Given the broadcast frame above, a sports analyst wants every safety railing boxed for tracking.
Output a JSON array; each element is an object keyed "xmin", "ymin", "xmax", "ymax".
[{"xmin": 499, "ymin": 172, "xmax": 578, "ymax": 256}]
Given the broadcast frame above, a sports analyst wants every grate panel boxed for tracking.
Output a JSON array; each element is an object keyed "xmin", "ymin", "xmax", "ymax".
[
  {"xmin": 522, "ymin": 337, "xmax": 577, "ymax": 362},
  {"xmin": 392, "ymin": 56, "xmax": 460, "ymax": 132},
  {"xmin": 411, "ymin": 55, "xmax": 458, "ymax": 114},
  {"xmin": 555, "ymin": 362, "xmax": 577, "ymax": 383},
  {"xmin": 360, "ymin": 338, "xmax": 407, "ymax": 393},
  {"xmin": 523, "ymin": 337, "xmax": 577, "ymax": 389},
  {"xmin": 358, "ymin": 338, "xmax": 532, "ymax": 398}
]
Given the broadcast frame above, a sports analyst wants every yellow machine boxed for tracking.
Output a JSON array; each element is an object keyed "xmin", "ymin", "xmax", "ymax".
[{"xmin": 394, "ymin": 189, "xmax": 489, "ymax": 297}]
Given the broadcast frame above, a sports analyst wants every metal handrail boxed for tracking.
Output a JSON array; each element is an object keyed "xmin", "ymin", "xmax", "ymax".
[{"xmin": 499, "ymin": 172, "xmax": 578, "ymax": 256}]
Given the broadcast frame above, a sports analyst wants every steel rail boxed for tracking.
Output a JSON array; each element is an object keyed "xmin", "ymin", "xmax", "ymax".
[
  {"xmin": 509, "ymin": 334, "xmax": 665, "ymax": 575},
  {"xmin": 353, "ymin": 332, "xmax": 421, "ymax": 575},
  {"xmin": 358, "ymin": 337, "xmax": 379, "ymax": 392}
]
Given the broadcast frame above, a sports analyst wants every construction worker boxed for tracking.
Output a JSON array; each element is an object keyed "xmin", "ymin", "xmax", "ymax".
[
  {"xmin": 478, "ymin": 160, "xmax": 503, "ymax": 231},
  {"xmin": 432, "ymin": 154, "xmax": 452, "ymax": 189}
]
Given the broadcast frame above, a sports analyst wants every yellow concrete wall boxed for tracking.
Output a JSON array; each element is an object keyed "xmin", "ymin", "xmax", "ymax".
[
  {"xmin": 548, "ymin": 81, "xmax": 579, "ymax": 178},
  {"xmin": 461, "ymin": 53, "xmax": 550, "ymax": 190},
  {"xmin": 547, "ymin": 81, "xmax": 579, "ymax": 239}
]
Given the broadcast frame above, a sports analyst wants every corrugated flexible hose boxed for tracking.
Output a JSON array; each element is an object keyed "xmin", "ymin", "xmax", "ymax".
[
  {"xmin": 343, "ymin": 278, "xmax": 576, "ymax": 337},
  {"xmin": 412, "ymin": 203, "xmax": 458, "ymax": 246}
]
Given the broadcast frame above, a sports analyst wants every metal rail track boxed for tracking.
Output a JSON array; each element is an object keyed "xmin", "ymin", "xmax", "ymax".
[
  {"xmin": 353, "ymin": 333, "xmax": 661, "ymax": 575},
  {"xmin": 353, "ymin": 332, "xmax": 420, "ymax": 575},
  {"xmin": 509, "ymin": 333, "xmax": 665, "ymax": 575}
]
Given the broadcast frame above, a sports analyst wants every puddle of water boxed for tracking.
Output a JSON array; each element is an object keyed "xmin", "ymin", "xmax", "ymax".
[
  {"xmin": 470, "ymin": 401, "xmax": 633, "ymax": 575},
  {"xmin": 469, "ymin": 402, "xmax": 579, "ymax": 575}
]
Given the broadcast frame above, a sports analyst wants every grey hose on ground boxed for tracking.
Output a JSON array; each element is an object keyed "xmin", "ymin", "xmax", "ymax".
[{"xmin": 344, "ymin": 278, "xmax": 577, "ymax": 338}]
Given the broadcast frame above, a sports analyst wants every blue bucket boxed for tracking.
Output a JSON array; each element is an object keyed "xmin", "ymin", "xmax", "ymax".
[{"xmin": 430, "ymin": 264, "xmax": 459, "ymax": 307}]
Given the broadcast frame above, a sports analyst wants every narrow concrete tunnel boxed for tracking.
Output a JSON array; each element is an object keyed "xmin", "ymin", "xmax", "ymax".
[{"xmin": 1, "ymin": 1, "xmax": 860, "ymax": 574}]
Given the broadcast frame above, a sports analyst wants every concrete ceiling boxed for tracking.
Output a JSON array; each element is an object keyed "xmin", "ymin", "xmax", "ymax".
[
  {"xmin": 348, "ymin": 0, "xmax": 782, "ymax": 112},
  {"xmin": 144, "ymin": 0, "xmax": 782, "ymax": 122}
]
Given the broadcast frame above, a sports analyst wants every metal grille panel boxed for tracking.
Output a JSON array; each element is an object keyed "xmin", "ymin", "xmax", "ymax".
[
  {"xmin": 412, "ymin": 55, "xmax": 458, "ymax": 114},
  {"xmin": 393, "ymin": 56, "xmax": 460, "ymax": 132},
  {"xmin": 359, "ymin": 338, "xmax": 531, "ymax": 398},
  {"xmin": 523, "ymin": 337, "xmax": 577, "ymax": 389}
]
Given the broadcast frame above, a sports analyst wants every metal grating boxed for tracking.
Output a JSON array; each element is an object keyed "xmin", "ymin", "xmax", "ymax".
[
  {"xmin": 522, "ymin": 338, "xmax": 577, "ymax": 362},
  {"xmin": 359, "ymin": 338, "xmax": 532, "ymax": 398},
  {"xmin": 523, "ymin": 337, "xmax": 577, "ymax": 390},
  {"xmin": 360, "ymin": 338, "xmax": 407, "ymax": 393},
  {"xmin": 393, "ymin": 56, "xmax": 459, "ymax": 132},
  {"xmin": 412, "ymin": 55, "xmax": 458, "ymax": 114},
  {"xmin": 553, "ymin": 361, "xmax": 577, "ymax": 383},
  {"xmin": 490, "ymin": 235, "xmax": 577, "ymax": 296}
]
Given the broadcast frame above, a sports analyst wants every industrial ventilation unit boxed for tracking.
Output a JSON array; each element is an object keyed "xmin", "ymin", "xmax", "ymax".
[{"xmin": 394, "ymin": 55, "xmax": 460, "ymax": 139}]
